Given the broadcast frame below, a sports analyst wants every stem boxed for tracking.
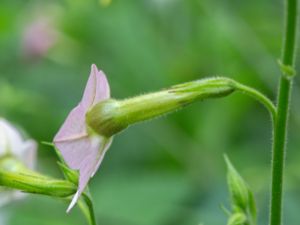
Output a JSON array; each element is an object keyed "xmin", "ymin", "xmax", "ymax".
[
  {"xmin": 270, "ymin": 0, "xmax": 298, "ymax": 224},
  {"xmin": 234, "ymin": 83, "xmax": 277, "ymax": 124}
]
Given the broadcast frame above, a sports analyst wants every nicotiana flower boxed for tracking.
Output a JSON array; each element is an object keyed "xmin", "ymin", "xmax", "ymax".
[
  {"xmin": 53, "ymin": 67, "xmax": 235, "ymax": 212},
  {"xmin": 22, "ymin": 16, "xmax": 58, "ymax": 58},
  {"xmin": 54, "ymin": 64, "xmax": 112, "ymax": 212},
  {"xmin": 0, "ymin": 118, "xmax": 37, "ymax": 206},
  {"xmin": 53, "ymin": 65, "xmax": 273, "ymax": 213}
]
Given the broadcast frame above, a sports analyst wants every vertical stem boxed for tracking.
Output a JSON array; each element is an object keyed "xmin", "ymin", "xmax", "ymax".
[
  {"xmin": 270, "ymin": 78, "xmax": 291, "ymax": 225},
  {"xmin": 270, "ymin": 0, "xmax": 298, "ymax": 225}
]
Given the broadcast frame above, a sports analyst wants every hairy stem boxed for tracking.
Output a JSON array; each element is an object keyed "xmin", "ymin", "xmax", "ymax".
[
  {"xmin": 235, "ymin": 83, "xmax": 277, "ymax": 124},
  {"xmin": 270, "ymin": 0, "xmax": 298, "ymax": 225}
]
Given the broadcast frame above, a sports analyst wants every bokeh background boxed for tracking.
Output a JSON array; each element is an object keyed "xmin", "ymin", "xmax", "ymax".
[{"xmin": 0, "ymin": 0, "xmax": 300, "ymax": 224}]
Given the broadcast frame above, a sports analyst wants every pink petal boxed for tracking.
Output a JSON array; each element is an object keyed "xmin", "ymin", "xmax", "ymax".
[
  {"xmin": 91, "ymin": 138, "xmax": 113, "ymax": 177},
  {"xmin": 55, "ymin": 134, "xmax": 90, "ymax": 169},
  {"xmin": 65, "ymin": 136, "xmax": 112, "ymax": 212},
  {"xmin": 66, "ymin": 136, "xmax": 101, "ymax": 212},
  {"xmin": 94, "ymin": 69, "xmax": 110, "ymax": 103},
  {"xmin": 54, "ymin": 105, "xmax": 87, "ymax": 149},
  {"xmin": 81, "ymin": 64, "xmax": 110, "ymax": 110}
]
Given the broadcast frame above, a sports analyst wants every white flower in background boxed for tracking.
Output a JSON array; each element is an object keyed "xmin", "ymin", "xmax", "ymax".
[{"xmin": 0, "ymin": 118, "xmax": 37, "ymax": 207}]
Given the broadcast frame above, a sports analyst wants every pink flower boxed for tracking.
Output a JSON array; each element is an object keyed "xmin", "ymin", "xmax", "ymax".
[
  {"xmin": 23, "ymin": 17, "xmax": 58, "ymax": 58},
  {"xmin": 54, "ymin": 64, "xmax": 112, "ymax": 212}
]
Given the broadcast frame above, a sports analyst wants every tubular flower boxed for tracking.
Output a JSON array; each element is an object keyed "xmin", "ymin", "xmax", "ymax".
[
  {"xmin": 54, "ymin": 64, "xmax": 112, "ymax": 212},
  {"xmin": 0, "ymin": 118, "xmax": 37, "ymax": 206}
]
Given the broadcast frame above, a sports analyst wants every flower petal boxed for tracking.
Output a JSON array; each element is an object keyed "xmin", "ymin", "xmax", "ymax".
[
  {"xmin": 91, "ymin": 138, "xmax": 112, "ymax": 177},
  {"xmin": 81, "ymin": 64, "xmax": 110, "ymax": 110},
  {"xmin": 54, "ymin": 135, "xmax": 90, "ymax": 170},
  {"xmin": 54, "ymin": 105, "xmax": 87, "ymax": 153},
  {"xmin": 93, "ymin": 68, "xmax": 110, "ymax": 103},
  {"xmin": 64, "ymin": 136, "xmax": 112, "ymax": 212}
]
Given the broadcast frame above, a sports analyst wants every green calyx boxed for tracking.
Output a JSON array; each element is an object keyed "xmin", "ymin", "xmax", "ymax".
[{"xmin": 0, "ymin": 156, "xmax": 76, "ymax": 198}]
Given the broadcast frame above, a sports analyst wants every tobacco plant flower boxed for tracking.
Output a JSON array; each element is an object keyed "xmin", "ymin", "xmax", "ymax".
[
  {"xmin": 54, "ymin": 64, "xmax": 273, "ymax": 214},
  {"xmin": 54, "ymin": 64, "xmax": 112, "ymax": 212},
  {"xmin": 22, "ymin": 16, "xmax": 58, "ymax": 58}
]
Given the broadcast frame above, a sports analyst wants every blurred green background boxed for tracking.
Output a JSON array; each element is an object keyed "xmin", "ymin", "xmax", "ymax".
[{"xmin": 0, "ymin": 0, "xmax": 300, "ymax": 224}]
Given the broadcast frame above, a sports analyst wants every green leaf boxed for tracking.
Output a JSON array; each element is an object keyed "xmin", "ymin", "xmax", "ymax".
[
  {"xmin": 57, "ymin": 161, "xmax": 79, "ymax": 185},
  {"xmin": 41, "ymin": 141, "xmax": 66, "ymax": 164}
]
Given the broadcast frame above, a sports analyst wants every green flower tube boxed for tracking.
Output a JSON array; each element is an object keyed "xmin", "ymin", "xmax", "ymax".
[{"xmin": 87, "ymin": 77, "xmax": 236, "ymax": 137}]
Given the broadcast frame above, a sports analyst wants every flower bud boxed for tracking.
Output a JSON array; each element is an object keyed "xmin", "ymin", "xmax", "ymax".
[
  {"xmin": 224, "ymin": 155, "xmax": 257, "ymax": 225},
  {"xmin": 0, "ymin": 168, "xmax": 77, "ymax": 198},
  {"xmin": 225, "ymin": 155, "xmax": 250, "ymax": 211},
  {"xmin": 86, "ymin": 77, "xmax": 236, "ymax": 137}
]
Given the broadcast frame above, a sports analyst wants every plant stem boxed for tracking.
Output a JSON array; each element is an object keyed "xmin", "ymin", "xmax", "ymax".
[
  {"xmin": 270, "ymin": 0, "xmax": 298, "ymax": 224},
  {"xmin": 234, "ymin": 83, "xmax": 277, "ymax": 124}
]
